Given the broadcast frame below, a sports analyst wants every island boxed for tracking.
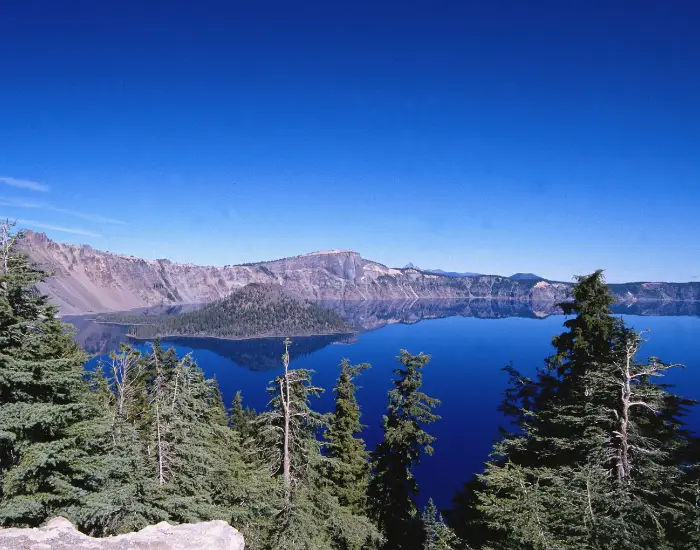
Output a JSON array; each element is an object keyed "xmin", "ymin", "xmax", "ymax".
[{"xmin": 116, "ymin": 283, "xmax": 351, "ymax": 340}]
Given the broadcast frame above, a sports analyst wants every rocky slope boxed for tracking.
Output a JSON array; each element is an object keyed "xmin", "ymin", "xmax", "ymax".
[
  {"xmin": 19, "ymin": 231, "xmax": 700, "ymax": 314},
  {"xmin": 0, "ymin": 516, "xmax": 244, "ymax": 549}
]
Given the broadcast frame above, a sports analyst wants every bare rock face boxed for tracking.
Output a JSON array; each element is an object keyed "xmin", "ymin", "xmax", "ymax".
[
  {"xmin": 18, "ymin": 231, "xmax": 700, "ymax": 315},
  {"xmin": 19, "ymin": 231, "xmax": 573, "ymax": 314},
  {"xmin": 0, "ymin": 516, "xmax": 245, "ymax": 550}
]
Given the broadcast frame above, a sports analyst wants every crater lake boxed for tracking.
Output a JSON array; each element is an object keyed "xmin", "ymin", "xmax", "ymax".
[{"xmin": 65, "ymin": 300, "xmax": 700, "ymax": 511}]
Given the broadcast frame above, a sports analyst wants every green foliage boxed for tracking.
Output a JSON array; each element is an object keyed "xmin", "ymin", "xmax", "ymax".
[
  {"xmin": 0, "ymin": 224, "xmax": 107, "ymax": 528},
  {"xmin": 325, "ymin": 359, "xmax": 371, "ymax": 513},
  {"xmin": 471, "ymin": 271, "xmax": 699, "ymax": 549},
  {"xmin": 88, "ymin": 343, "xmax": 257, "ymax": 533},
  {"xmin": 369, "ymin": 350, "xmax": 441, "ymax": 550},
  {"xmin": 4, "ymin": 228, "xmax": 698, "ymax": 550},
  {"xmin": 422, "ymin": 498, "xmax": 459, "ymax": 550},
  {"xmin": 253, "ymin": 341, "xmax": 382, "ymax": 550},
  {"xmin": 122, "ymin": 283, "xmax": 350, "ymax": 339},
  {"xmin": 230, "ymin": 390, "xmax": 257, "ymax": 441}
]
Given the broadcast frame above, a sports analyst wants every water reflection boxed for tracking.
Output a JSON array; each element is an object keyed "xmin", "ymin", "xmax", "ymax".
[
  {"xmin": 322, "ymin": 298, "xmax": 700, "ymax": 332},
  {"xmin": 153, "ymin": 334, "xmax": 356, "ymax": 371},
  {"xmin": 64, "ymin": 298, "xmax": 699, "ymax": 364}
]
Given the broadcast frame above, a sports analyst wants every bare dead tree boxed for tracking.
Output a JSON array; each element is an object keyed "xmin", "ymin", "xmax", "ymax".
[
  {"xmin": 0, "ymin": 218, "xmax": 18, "ymax": 276},
  {"xmin": 110, "ymin": 347, "xmax": 141, "ymax": 420},
  {"xmin": 613, "ymin": 331, "xmax": 682, "ymax": 481},
  {"xmin": 281, "ymin": 337, "xmax": 292, "ymax": 492},
  {"xmin": 273, "ymin": 337, "xmax": 324, "ymax": 498}
]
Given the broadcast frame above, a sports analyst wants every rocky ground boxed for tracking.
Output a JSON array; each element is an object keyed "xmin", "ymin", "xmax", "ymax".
[{"xmin": 0, "ymin": 517, "xmax": 244, "ymax": 550}]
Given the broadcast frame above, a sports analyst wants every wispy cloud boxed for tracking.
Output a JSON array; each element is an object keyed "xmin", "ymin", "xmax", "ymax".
[
  {"xmin": 0, "ymin": 198, "xmax": 126, "ymax": 225},
  {"xmin": 0, "ymin": 176, "xmax": 50, "ymax": 192},
  {"xmin": 15, "ymin": 219, "xmax": 102, "ymax": 238}
]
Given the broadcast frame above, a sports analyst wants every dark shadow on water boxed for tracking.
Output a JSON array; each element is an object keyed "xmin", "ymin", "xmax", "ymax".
[{"xmin": 151, "ymin": 333, "xmax": 356, "ymax": 371}]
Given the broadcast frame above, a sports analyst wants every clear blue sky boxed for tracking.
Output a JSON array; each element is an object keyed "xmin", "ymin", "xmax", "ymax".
[{"xmin": 1, "ymin": 1, "xmax": 699, "ymax": 282}]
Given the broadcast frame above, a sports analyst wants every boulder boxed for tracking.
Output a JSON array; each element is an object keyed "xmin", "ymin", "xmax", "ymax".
[{"xmin": 0, "ymin": 516, "xmax": 245, "ymax": 549}]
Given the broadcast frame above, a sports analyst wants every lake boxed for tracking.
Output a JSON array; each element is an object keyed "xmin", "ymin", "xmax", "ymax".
[{"xmin": 65, "ymin": 301, "xmax": 700, "ymax": 511}]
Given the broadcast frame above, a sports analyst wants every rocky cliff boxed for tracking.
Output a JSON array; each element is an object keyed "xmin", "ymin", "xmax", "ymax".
[{"xmin": 19, "ymin": 231, "xmax": 700, "ymax": 315}]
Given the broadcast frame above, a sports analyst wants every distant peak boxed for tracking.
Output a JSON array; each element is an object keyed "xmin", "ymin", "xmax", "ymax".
[
  {"xmin": 510, "ymin": 272, "xmax": 543, "ymax": 280},
  {"xmin": 21, "ymin": 229, "xmax": 48, "ymax": 241},
  {"xmin": 302, "ymin": 249, "xmax": 358, "ymax": 257}
]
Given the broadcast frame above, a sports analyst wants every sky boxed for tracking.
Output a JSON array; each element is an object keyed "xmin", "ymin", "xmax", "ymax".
[{"xmin": 1, "ymin": 1, "xmax": 699, "ymax": 282}]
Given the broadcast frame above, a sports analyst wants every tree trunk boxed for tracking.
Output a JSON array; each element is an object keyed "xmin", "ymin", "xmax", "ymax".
[
  {"xmin": 281, "ymin": 338, "xmax": 292, "ymax": 494},
  {"xmin": 616, "ymin": 343, "xmax": 632, "ymax": 481},
  {"xmin": 156, "ymin": 402, "xmax": 165, "ymax": 485}
]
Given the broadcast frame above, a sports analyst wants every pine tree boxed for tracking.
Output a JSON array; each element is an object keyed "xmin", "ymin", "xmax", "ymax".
[
  {"xmin": 473, "ymin": 271, "xmax": 699, "ymax": 549},
  {"xmin": 421, "ymin": 498, "xmax": 459, "ymax": 550},
  {"xmin": 78, "ymin": 356, "xmax": 163, "ymax": 534},
  {"xmin": 0, "ymin": 222, "xmax": 107, "ymax": 527},
  {"xmin": 368, "ymin": 350, "xmax": 441, "ymax": 550},
  {"xmin": 255, "ymin": 339, "xmax": 382, "ymax": 550},
  {"xmin": 230, "ymin": 390, "xmax": 257, "ymax": 442},
  {"xmin": 83, "ymin": 343, "xmax": 253, "ymax": 534},
  {"xmin": 325, "ymin": 359, "xmax": 371, "ymax": 513},
  {"xmin": 256, "ymin": 339, "xmax": 326, "ymax": 493}
]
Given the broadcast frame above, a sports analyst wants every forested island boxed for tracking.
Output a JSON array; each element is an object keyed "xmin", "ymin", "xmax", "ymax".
[
  {"xmin": 1, "ymin": 223, "xmax": 699, "ymax": 549},
  {"xmin": 102, "ymin": 283, "xmax": 351, "ymax": 340}
]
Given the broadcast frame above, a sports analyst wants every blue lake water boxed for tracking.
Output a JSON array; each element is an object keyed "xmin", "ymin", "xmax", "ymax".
[{"xmin": 73, "ymin": 310, "xmax": 700, "ymax": 511}]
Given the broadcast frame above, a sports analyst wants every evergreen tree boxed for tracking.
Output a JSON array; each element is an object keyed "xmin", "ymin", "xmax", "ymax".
[
  {"xmin": 473, "ymin": 271, "xmax": 699, "ymax": 549},
  {"xmin": 256, "ymin": 339, "xmax": 326, "ymax": 493},
  {"xmin": 83, "ymin": 343, "xmax": 255, "ymax": 534},
  {"xmin": 230, "ymin": 390, "xmax": 257, "ymax": 442},
  {"xmin": 0, "ymin": 222, "xmax": 107, "ymax": 527},
  {"xmin": 444, "ymin": 478, "xmax": 488, "ymax": 549},
  {"xmin": 78, "ymin": 355, "xmax": 162, "ymax": 534},
  {"xmin": 325, "ymin": 359, "xmax": 371, "ymax": 513},
  {"xmin": 369, "ymin": 350, "xmax": 441, "ymax": 550},
  {"xmin": 421, "ymin": 498, "xmax": 459, "ymax": 550},
  {"xmin": 255, "ymin": 339, "xmax": 381, "ymax": 550}
]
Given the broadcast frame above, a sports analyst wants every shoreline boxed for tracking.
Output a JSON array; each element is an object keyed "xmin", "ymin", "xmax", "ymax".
[
  {"xmin": 125, "ymin": 330, "xmax": 356, "ymax": 343},
  {"xmin": 57, "ymin": 296, "xmax": 700, "ymax": 319}
]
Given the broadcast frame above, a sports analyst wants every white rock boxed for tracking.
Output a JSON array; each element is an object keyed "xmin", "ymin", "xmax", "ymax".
[{"xmin": 0, "ymin": 517, "xmax": 244, "ymax": 550}]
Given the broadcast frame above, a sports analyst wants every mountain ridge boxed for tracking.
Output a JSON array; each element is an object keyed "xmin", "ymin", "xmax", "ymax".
[{"xmin": 18, "ymin": 231, "xmax": 700, "ymax": 314}]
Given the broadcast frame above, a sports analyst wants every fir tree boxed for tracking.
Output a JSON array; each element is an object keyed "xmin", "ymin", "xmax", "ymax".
[
  {"xmin": 325, "ymin": 359, "xmax": 371, "ymax": 513},
  {"xmin": 0, "ymin": 222, "xmax": 107, "ymax": 527},
  {"xmin": 473, "ymin": 271, "xmax": 699, "ymax": 549},
  {"xmin": 255, "ymin": 339, "xmax": 381, "ymax": 550},
  {"xmin": 230, "ymin": 390, "xmax": 257, "ymax": 442},
  {"xmin": 421, "ymin": 498, "xmax": 459, "ymax": 550},
  {"xmin": 369, "ymin": 350, "xmax": 441, "ymax": 550},
  {"xmin": 84, "ymin": 343, "xmax": 252, "ymax": 534},
  {"xmin": 78, "ymin": 355, "xmax": 163, "ymax": 534}
]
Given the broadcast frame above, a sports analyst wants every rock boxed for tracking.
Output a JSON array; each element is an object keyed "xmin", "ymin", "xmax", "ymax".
[
  {"xmin": 18, "ymin": 230, "xmax": 700, "ymax": 315},
  {"xmin": 18, "ymin": 230, "xmax": 572, "ymax": 313},
  {"xmin": 0, "ymin": 517, "xmax": 245, "ymax": 550}
]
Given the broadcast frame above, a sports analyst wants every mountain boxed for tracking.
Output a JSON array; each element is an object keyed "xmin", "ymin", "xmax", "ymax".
[
  {"xmin": 510, "ymin": 273, "xmax": 543, "ymax": 280},
  {"xmin": 19, "ymin": 231, "xmax": 700, "ymax": 314},
  {"xmin": 117, "ymin": 283, "xmax": 350, "ymax": 340},
  {"xmin": 404, "ymin": 263, "xmax": 482, "ymax": 277}
]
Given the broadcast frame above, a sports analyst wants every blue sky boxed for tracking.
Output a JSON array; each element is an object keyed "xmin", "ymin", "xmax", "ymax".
[{"xmin": 1, "ymin": 1, "xmax": 699, "ymax": 282}]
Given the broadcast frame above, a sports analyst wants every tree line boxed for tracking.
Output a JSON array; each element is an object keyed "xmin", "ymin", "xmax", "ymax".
[{"xmin": 1, "ymin": 221, "xmax": 698, "ymax": 549}]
